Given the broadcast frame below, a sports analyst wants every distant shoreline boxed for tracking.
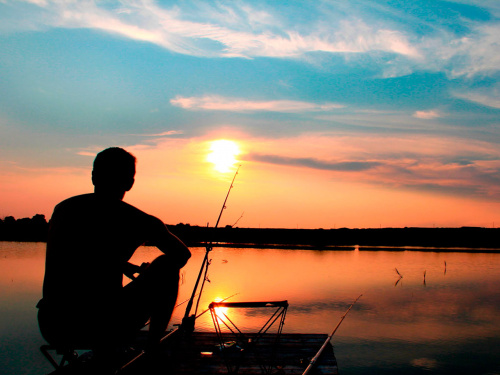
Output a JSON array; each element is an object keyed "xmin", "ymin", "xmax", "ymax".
[
  {"xmin": 3, "ymin": 240, "xmax": 498, "ymax": 253},
  {"xmin": 180, "ymin": 242, "xmax": 500, "ymax": 253},
  {"xmin": 2, "ymin": 216, "xmax": 500, "ymax": 252},
  {"xmin": 169, "ymin": 226, "xmax": 500, "ymax": 252}
]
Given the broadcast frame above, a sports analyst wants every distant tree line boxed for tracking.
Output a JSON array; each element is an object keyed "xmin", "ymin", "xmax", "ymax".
[
  {"xmin": 0, "ymin": 214, "xmax": 49, "ymax": 242},
  {"xmin": 170, "ymin": 224, "xmax": 500, "ymax": 250},
  {"xmin": 1, "ymin": 216, "xmax": 500, "ymax": 250}
]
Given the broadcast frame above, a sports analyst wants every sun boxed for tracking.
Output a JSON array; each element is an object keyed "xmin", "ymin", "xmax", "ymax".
[
  {"xmin": 207, "ymin": 140, "xmax": 240, "ymax": 173},
  {"xmin": 212, "ymin": 296, "xmax": 229, "ymax": 316}
]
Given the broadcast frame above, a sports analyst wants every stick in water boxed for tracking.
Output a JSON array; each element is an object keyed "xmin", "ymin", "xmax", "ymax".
[
  {"xmin": 395, "ymin": 268, "xmax": 403, "ymax": 278},
  {"xmin": 302, "ymin": 294, "xmax": 363, "ymax": 375}
]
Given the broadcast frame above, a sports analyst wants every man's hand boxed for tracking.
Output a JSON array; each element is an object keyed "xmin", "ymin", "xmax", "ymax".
[
  {"xmin": 123, "ymin": 262, "xmax": 150, "ymax": 280},
  {"xmin": 138, "ymin": 262, "xmax": 150, "ymax": 272}
]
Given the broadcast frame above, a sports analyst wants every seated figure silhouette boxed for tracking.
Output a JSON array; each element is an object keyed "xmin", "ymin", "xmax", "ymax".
[{"xmin": 37, "ymin": 147, "xmax": 191, "ymax": 353}]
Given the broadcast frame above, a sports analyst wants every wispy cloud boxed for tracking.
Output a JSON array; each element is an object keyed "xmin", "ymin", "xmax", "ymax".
[
  {"xmin": 5, "ymin": 1, "xmax": 420, "ymax": 59},
  {"xmin": 170, "ymin": 95, "xmax": 344, "ymax": 113},
  {"xmin": 75, "ymin": 151, "xmax": 96, "ymax": 157},
  {"xmin": 3, "ymin": 0, "xmax": 499, "ymax": 79},
  {"xmin": 131, "ymin": 130, "xmax": 184, "ymax": 137},
  {"xmin": 443, "ymin": 23, "xmax": 500, "ymax": 78},
  {"xmin": 250, "ymin": 152, "xmax": 500, "ymax": 199},
  {"xmin": 243, "ymin": 132, "xmax": 500, "ymax": 199},
  {"xmin": 248, "ymin": 154, "xmax": 381, "ymax": 171},
  {"xmin": 453, "ymin": 89, "xmax": 500, "ymax": 109},
  {"xmin": 315, "ymin": 111, "xmax": 440, "ymax": 131},
  {"xmin": 412, "ymin": 110, "xmax": 443, "ymax": 119}
]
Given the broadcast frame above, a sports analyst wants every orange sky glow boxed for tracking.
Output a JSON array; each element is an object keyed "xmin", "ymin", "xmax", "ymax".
[{"xmin": 1, "ymin": 133, "xmax": 499, "ymax": 229}]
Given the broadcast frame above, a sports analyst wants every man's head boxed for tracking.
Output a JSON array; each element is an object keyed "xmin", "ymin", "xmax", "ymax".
[{"xmin": 92, "ymin": 147, "xmax": 136, "ymax": 198}]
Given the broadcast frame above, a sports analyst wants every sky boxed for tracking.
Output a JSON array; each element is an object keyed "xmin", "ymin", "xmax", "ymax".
[{"xmin": 0, "ymin": 0, "xmax": 499, "ymax": 229}]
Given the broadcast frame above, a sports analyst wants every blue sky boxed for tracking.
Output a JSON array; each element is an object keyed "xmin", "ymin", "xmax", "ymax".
[{"xmin": 0, "ymin": 0, "xmax": 499, "ymax": 228}]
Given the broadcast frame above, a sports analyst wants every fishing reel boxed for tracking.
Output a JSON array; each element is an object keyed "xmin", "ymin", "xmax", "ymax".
[{"xmin": 181, "ymin": 314, "xmax": 196, "ymax": 334}]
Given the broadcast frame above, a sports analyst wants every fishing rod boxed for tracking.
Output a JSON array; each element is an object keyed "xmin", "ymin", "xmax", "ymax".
[
  {"xmin": 163, "ymin": 292, "xmax": 239, "ymax": 344},
  {"xmin": 182, "ymin": 165, "xmax": 241, "ymax": 331},
  {"xmin": 302, "ymin": 294, "xmax": 363, "ymax": 375},
  {"xmin": 119, "ymin": 292, "xmax": 239, "ymax": 373}
]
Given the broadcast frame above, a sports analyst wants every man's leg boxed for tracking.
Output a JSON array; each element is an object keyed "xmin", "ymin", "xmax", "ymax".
[{"xmin": 122, "ymin": 255, "xmax": 180, "ymax": 347}]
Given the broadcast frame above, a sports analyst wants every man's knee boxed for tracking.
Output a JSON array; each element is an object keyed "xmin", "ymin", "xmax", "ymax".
[
  {"xmin": 145, "ymin": 255, "xmax": 180, "ymax": 283},
  {"xmin": 150, "ymin": 254, "xmax": 180, "ymax": 271}
]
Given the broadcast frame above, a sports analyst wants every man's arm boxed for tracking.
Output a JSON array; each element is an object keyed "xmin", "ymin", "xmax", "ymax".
[
  {"xmin": 150, "ymin": 217, "xmax": 191, "ymax": 268},
  {"xmin": 160, "ymin": 227, "xmax": 191, "ymax": 268}
]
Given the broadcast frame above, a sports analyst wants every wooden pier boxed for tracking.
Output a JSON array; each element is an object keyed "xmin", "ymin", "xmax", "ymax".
[
  {"xmin": 124, "ymin": 332, "xmax": 338, "ymax": 375},
  {"xmin": 46, "ymin": 332, "xmax": 338, "ymax": 374}
]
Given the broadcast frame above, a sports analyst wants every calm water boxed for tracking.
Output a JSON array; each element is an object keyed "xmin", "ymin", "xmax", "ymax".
[{"xmin": 1, "ymin": 241, "xmax": 499, "ymax": 375}]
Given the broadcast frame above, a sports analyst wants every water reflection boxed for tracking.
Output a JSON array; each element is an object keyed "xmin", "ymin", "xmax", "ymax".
[{"xmin": 1, "ymin": 242, "xmax": 499, "ymax": 375}]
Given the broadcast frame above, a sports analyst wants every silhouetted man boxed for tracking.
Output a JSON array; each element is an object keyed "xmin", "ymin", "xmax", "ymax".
[{"xmin": 37, "ymin": 147, "xmax": 191, "ymax": 353}]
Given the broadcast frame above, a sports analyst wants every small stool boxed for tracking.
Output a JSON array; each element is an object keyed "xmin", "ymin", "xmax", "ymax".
[{"xmin": 40, "ymin": 344, "xmax": 84, "ymax": 371}]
